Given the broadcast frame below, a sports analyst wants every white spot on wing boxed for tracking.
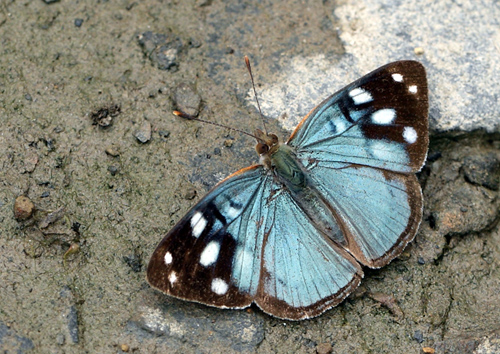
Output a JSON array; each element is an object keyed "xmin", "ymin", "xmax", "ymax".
[
  {"xmin": 199, "ymin": 241, "xmax": 221, "ymax": 267},
  {"xmin": 190, "ymin": 211, "xmax": 207, "ymax": 238},
  {"xmin": 403, "ymin": 126, "xmax": 418, "ymax": 144},
  {"xmin": 211, "ymin": 278, "xmax": 229, "ymax": 295},
  {"xmin": 225, "ymin": 205, "xmax": 240, "ymax": 219},
  {"xmin": 169, "ymin": 272, "xmax": 177, "ymax": 285},
  {"xmin": 409, "ymin": 85, "xmax": 418, "ymax": 94},
  {"xmin": 392, "ymin": 73, "xmax": 403, "ymax": 82},
  {"xmin": 349, "ymin": 87, "xmax": 373, "ymax": 105},
  {"xmin": 164, "ymin": 252, "xmax": 173, "ymax": 265},
  {"xmin": 372, "ymin": 109, "xmax": 396, "ymax": 125}
]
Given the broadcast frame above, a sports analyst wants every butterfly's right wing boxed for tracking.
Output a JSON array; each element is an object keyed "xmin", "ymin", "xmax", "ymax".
[
  {"xmin": 287, "ymin": 61, "xmax": 428, "ymax": 268},
  {"xmin": 147, "ymin": 166, "xmax": 268, "ymax": 309}
]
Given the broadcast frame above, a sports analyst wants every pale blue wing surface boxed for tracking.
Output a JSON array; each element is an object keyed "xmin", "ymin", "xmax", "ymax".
[
  {"xmin": 255, "ymin": 184, "xmax": 363, "ymax": 320},
  {"xmin": 299, "ymin": 158, "xmax": 422, "ymax": 268},
  {"xmin": 148, "ymin": 164, "xmax": 363, "ymax": 319},
  {"xmin": 288, "ymin": 61, "xmax": 428, "ymax": 174}
]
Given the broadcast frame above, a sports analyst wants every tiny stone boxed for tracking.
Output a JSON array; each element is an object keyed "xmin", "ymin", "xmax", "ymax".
[
  {"xmin": 121, "ymin": 344, "xmax": 130, "ymax": 352},
  {"xmin": 224, "ymin": 139, "xmax": 234, "ymax": 148},
  {"xmin": 173, "ymin": 82, "xmax": 202, "ymax": 117},
  {"xmin": 23, "ymin": 152, "xmax": 39, "ymax": 173},
  {"xmin": 414, "ymin": 330, "xmax": 424, "ymax": 343},
  {"xmin": 184, "ymin": 188, "xmax": 197, "ymax": 200},
  {"xmin": 316, "ymin": 342, "xmax": 332, "ymax": 354},
  {"xmin": 134, "ymin": 121, "xmax": 152, "ymax": 143},
  {"xmin": 158, "ymin": 130, "xmax": 170, "ymax": 139},
  {"xmin": 417, "ymin": 257, "xmax": 425, "ymax": 265},
  {"xmin": 214, "ymin": 147, "xmax": 221, "ymax": 155},
  {"xmin": 108, "ymin": 165, "xmax": 119, "ymax": 176},
  {"xmin": 123, "ymin": 254, "xmax": 142, "ymax": 273},
  {"xmin": 414, "ymin": 47, "xmax": 425, "ymax": 55},
  {"xmin": 41, "ymin": 191, "xmax": 50, "ymax": 198},
  {"xmin": 74, "ymin": 18, "xmax": 83, "ymax": 27},
  {"xmin": 137, "ymin": 31, "xmax": 183, "ymax": 71},
  {"xmin": 14, "ymin": 196, "xmax": 35, "ymax": 220},
  {"xmin": 68, "ymin": 306, "xmax": 79, "ymax": 343},
  {"xmin": 56, "ymin": 333, "xmax": 65, "ymax": 345},
  {"xmin": 105, "ymin": 147, "xmax": 120, "ymax": 157},
  {"xmin": 460, "ymin": 206, "xmax": 468, "ymax": 212},
  {"xmin": 25, "ymin": 93, "xmax": 32, "ymax": 101}
]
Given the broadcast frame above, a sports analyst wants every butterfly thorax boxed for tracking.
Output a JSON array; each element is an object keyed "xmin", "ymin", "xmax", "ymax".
[{"xmin": 255, "ymin": 129, "xmax": 307, "ymax": 192}]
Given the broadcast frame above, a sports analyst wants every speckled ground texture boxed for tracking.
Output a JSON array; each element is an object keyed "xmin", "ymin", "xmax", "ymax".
[{"xmin": 1, "ymin": 0, "xmax": 500, "ymax": 353}]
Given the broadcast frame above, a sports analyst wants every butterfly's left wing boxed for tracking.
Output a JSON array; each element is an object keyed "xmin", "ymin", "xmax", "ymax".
[
  {"xmin": 289, "ymin": 61, "xmax": 428, "ymax": 173},
  {"xmin": 288, "ymin": 61, "xmax": 428, "ymax": 268},
  {"xmin": 147, "ymin": 165, "xmax": 363, "ymax": 320}
]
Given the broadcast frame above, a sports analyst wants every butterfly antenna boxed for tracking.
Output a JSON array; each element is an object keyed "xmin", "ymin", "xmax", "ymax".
[
  {"xmin": 245, "ymin": 56, "xmax": 268, "ymax": 134},
  {"xmin": 173, "ymin": 111, "xmax": 261, "ymax": 141}
]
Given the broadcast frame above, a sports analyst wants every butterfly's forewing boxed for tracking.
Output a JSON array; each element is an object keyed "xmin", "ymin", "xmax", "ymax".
[
  {"xmin": 289, "ymin": 61, "xmax": 428, "ymax": 173},
  {"xmin": 289, "ymin": 60, "xmax": 428, "ymax": 268},
  {"xmin": 147, "ymin": 165, "xmax": 363, "ymax": 319},
  {"xmin": 147, "ymin": 166, "xmax": 268, "ymax": 309}
]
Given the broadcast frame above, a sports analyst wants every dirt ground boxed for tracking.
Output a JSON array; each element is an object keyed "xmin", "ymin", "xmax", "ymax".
[{"xmin": 1, "ymin": 1, "xmax": 499, "ymax": 353}]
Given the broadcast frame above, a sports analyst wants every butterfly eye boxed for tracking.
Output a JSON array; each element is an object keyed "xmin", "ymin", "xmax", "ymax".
[
  {"xmin": 269, "ymin": 134, "xmax": 279, "ymax": 145},
  {"xmin": 256, "ymin": 143, "xmax": 269, "ymax": 155}
]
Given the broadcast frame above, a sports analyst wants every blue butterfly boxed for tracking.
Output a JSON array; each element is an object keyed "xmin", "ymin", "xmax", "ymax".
[{"xmin": 147, "ymin": 60, "xmax": 428, "ymax": 320}]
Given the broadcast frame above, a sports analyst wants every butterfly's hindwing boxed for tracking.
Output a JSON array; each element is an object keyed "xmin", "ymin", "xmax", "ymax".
[
  {"xmin": 257, "ymin": 188, "xmax": 363, "ymax": 320},
  {"xmin": 147, "ymin": 165, "xmax": 364, "ymax": 320},
  {"xmin": 302, "ymin": 161, "xmax": 422, "ymax": 267}
]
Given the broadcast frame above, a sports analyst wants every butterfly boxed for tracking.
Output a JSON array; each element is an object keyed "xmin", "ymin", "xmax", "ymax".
[{"xmin": 147, "ymin": 59, "xmax": 428, "ymax": 320}]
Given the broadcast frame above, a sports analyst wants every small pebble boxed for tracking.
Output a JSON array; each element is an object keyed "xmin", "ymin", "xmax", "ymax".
[
  {"xmin": 414, "ymin": 47, "xmax": 425, "ymax": 55},
  {"xmin": 56, "ymin": 333, "xmax": 65, "ymax": 345},
  {"xmin": 158, "ymin": 130, "xmax": 170, "ymax": 140},
  {"xmin": 184, "ymin": 188, "xmax": 197, "ymax": 200},
  {"xmin": 316, "ymin": 342, "xmax": 332, "ymax": 354},
  {"xmin": 23, "ymin": 152, "xmax": 39, "ymax": 173},
  {"xmin": 13, "ymin": 196, "xmax": 35, "ymax": 220},
  {"xmin": 105, "ymin": 147, "xmax": 120, "ymax": 157},
  {"xmin": 134, "ymin": 121, "xmax": 152, "ymax": 143},
  {"xmin": 74, "ymin": 18, "xmax": 83, "ymax": 27},
  {"xmin": 414, "ymin": 330, "xmax": 424, "ymax": 343},
  {"xmin": 173, "ymin": 82, "xmax": 201, "ymax": 117},
  {"xmin": 108, "ymin": 165, "xmax": 119, "ymax": 176}
]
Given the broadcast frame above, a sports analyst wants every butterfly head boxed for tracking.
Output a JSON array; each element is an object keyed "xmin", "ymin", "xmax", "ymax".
[{"xmin": 254, "ymin": 129, "xmax": 280, "ymax": 169}]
